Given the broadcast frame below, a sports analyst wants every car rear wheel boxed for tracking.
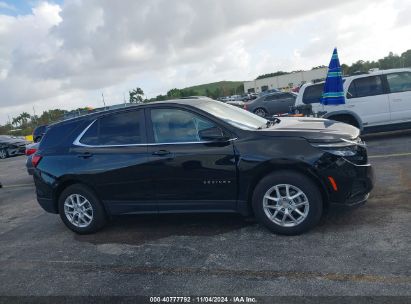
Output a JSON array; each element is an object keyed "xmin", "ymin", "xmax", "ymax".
[
  {"xmin": 58, "ymin": 184, "xmax": 107, "ymax": 234},
  {"xmin": 0, "ymin": 149, "xmax": 8, "ymax": 159},
  {"xmin": 254, "ymin": 108, "xmax": 268, "ymax": 117},
  {"xmin": 252, "ymin": 171, "xmax": 322, "ymax": 235}
]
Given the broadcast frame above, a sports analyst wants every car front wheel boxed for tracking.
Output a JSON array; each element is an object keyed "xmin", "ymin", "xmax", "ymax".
[
  {"xmin": 58, "ymin": 184, "xmax": 107, "ymax": 234},
  {"xmin": 252, "ymin": 171, "xmax": 323, "ymax": 235}
]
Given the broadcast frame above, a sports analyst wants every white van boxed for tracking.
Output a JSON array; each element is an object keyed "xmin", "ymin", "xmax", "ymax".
[{"xmin": 295, "ymin": 68, "xmax": 411, "ymax": 133}]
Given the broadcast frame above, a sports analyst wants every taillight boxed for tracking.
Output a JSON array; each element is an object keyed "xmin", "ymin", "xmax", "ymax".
[
  {"xmin": 26, "ymin": 148, "xmax": 37, "ymax": 156},
  {"xmin": 32, "ymin": 154, "xmax": 42, "ymax": 167}
]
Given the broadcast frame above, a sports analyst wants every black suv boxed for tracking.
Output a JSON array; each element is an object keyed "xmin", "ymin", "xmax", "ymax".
[{"xmin": 32, "ymin": 99, "xmax": 374, "ymax": 235}]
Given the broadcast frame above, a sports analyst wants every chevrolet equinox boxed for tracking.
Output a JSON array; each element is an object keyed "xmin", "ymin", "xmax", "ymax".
[{"xmin": 32, "ymin": 99, "xmax": 374, "ymax": 235}]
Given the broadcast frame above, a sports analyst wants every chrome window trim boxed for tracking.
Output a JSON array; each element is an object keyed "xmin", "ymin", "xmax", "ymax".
[
  {"xmin": 73, "ymin": 120, "xmax": 97, "ymax": 146},
  {"xmin": 73, "ymin": 120, "xmax": 237, "ymax": 148}
]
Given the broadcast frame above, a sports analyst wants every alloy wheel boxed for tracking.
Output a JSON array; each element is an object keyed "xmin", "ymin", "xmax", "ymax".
[
  {"xmin": 262, "ymin": 184, "xmax": 309, "ymax": 227},
  {"xmin": 0, "ymin": 149, "xmax": 7, "ymax": 159},
  {"xmin": 64, "ymin": 194, "xmax": 94, "ymax": 228},
  {"xmin": 254, "ymin": 109, "xmax": 266, "ymax": 117}
]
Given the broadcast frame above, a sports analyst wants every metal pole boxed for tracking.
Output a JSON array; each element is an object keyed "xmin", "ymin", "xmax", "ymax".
[
  {"xmin": 32, "ymin": 105, "xmax": 37, "ymax": 124},
  {"xmin": 102, "ymin": 93, "xmax": 106, "ymax": 108}
]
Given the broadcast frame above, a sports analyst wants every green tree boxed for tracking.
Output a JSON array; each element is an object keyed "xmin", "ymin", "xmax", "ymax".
[
  {"xmin": 401, "ymin": 50, "xmax": 411, "ymax": 67},
  {"xmin": 167, "ymin": 88, "xmax": 182, "ymax": 98},
  {"xmin": 129, "ymin": 87, "xmax": 144, "ymax": 103},
  {"xmin": 19, "ymin": 112, "xmax": 31, "ymax": 126}
]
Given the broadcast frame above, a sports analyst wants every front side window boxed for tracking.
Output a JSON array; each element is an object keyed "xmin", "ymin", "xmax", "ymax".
[
  {"xmin": 150, "ymin": 108, "xmax": 216, "ymax": 143},
  {"xmin": 80, "ymin": 110, "xmax": 143, "ymax": 146},
  {"xmin": 386, "ymin": 72, "xmax": 411, "ymax": 93},
  {"xmin": 347, "ymin": 76, "xmax": 384, "ymax": 98}
]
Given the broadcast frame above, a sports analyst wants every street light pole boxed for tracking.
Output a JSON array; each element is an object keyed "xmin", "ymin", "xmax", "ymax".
[{"xmin": 102, "ymin": 93, "xmax": 106, "ymax": 108}]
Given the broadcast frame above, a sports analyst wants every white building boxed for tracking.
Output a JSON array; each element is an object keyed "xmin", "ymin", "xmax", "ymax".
[{"xmin": 244, "ymin": 67, "xmax": 328, "ymax": 93}]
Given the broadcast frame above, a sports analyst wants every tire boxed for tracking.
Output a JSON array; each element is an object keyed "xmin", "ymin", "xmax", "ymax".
[
  {"xmin": 0, "ymin": 149, "xmax": 8, "ymax": 159},
  {"xmin": 252, "ymin": 171, "xmax": 323, "ymax": 235},
  {"xmin": 254, "ymin": 108, "xmax": 268, "ymax": 117},
  {"xmin": 58, "ymin": 184, "xmax": 107, "ymax": 234}
]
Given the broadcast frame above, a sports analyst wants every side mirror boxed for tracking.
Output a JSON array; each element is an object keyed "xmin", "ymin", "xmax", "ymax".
[{"xmin": 199, "ymin": 127, "xmax": 229, "ymax": 142}]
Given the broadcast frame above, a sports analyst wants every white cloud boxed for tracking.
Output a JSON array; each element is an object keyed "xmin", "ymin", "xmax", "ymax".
[
  {"xmin": 0, "ymin": 0, "xmax": 411, "ymax": 124},
  {"xmin": 0, "ymin": 1, "xmax": 15, "ymax": 11}
]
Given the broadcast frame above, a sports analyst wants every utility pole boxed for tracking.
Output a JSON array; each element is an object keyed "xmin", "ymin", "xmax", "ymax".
[
  {"xmin": 32, "ymin": 105, "xmax": 37, "ymax": 124},
  {"xmin": 102, "ymin": 93, "xmax": 106, "ymax": 109},
  {"xmin": 123, "ymin": 93, "xmax": 127, "ymax": 107}
]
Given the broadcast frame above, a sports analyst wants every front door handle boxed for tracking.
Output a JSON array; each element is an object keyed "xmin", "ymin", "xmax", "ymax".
[
  {"xmin": 152, "ymin": 150, "xmax": 171, "ymax": 156},
  {"xmin": 77, "ymin": 152, "xmax": 93, "ymax": 159}
]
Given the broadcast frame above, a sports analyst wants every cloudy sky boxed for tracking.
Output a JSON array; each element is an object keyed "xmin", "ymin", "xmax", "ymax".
[{"xmin": 0, "ymin": 0, "xmax": 410, "ymax": 124}]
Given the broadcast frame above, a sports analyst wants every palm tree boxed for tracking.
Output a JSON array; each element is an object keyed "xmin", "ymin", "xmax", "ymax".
[{"xmin": 129, "ymin": 87, "xmax": 144, "ymax": 103}]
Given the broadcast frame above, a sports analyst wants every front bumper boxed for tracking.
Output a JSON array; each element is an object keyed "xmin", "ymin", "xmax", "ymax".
[{"xmin": 318, "ymin": 157, "xmax": 375, "ymax": 207}]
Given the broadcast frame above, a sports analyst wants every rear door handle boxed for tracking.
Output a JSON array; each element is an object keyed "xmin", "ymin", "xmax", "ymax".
[
  {"xmin": 77, "ymin": 152, "xmax": 93, "ymax": 159},
  {"xmin": 152, "ymin": 150, "xmax": 171, "ymax": 156},
  {"xmin": 392, "ymin": 98, "xmax": 402, "ymax": 102}
]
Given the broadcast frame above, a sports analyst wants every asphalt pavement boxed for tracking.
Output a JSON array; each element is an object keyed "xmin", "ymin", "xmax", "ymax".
[{"xmin": 0, "ymin": 130, "xmax": 410, "ymax": 297}]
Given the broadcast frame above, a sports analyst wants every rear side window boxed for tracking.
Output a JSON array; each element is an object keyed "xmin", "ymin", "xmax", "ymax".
[
  {"xmin": 302, "ymin": 84, "xmax": 323, "ymax": 104},
  {"xmin": 80, "ymin": 110, "xmax": 144, "ymax": 146},
  {"xmin": 386, "ymin": 72, "xmax": 411, "ymax": 93},
  {"xmin": 347, "ymin": 76, "xmax": 384, "ymax": 98},
  {"xmin": 264, "ymin": 94, "xmax": 278, "ymax": 101},
  {"xmin": 282, "ymin": 93, "xmax": 295, "ymax": 98}
]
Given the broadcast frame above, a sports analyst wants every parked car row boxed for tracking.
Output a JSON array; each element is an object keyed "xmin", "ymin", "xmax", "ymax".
[
  {"xmin": 294, "ymin": 68, "xmax": 411, "ymax": 133},
  {"xmin": 0, "ymin": 135, "xmax": 28, "ymax": 159}
]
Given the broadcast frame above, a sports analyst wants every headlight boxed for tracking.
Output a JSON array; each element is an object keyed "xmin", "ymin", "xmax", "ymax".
[
  {"xmin": 320, "ymin": 147, "xmax": 357, "ymax": 156},
  {"xmin": 310, "ymin": 138, "xmax": 363, "ymax": 157}
]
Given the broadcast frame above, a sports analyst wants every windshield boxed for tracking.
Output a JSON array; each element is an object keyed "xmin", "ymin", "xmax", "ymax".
[{"xmin": 194, "ymin": 100, "xmax": 268, "ymax": 130}]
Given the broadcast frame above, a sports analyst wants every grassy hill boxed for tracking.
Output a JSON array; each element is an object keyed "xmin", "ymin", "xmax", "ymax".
[{"xmin": 182, "ymin": 81, "xmax": 244, "ymax": 97}]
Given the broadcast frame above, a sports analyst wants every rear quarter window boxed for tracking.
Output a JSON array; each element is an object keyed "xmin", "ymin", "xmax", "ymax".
[
  {"xmin": 302, "ymin": 84, "xmax": 323, "ymax": 104},
  {"xmin": 39, "ymin": 120, "xmax": 84, "ymax": 150}
]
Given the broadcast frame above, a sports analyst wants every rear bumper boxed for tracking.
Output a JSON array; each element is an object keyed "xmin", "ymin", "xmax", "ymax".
[
  {"xmin": 26, "ymin": 156, "xmax": 34, "ymax": 175},
  {"xmin": 33, "ymin": 171, "xmax": 58, "ymax": 214}
]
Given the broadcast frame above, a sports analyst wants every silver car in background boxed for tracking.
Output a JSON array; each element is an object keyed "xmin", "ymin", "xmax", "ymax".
[{"xmin": 244, "ymin": 92, "xmax": 296, "ymax": 117}]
